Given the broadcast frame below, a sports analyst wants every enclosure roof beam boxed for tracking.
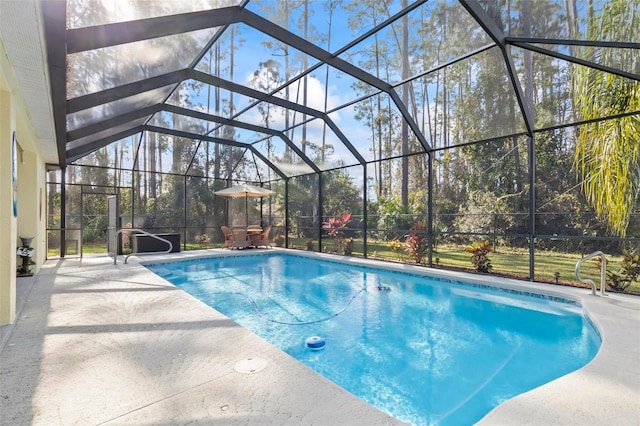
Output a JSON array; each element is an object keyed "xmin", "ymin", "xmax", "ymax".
[
  {"xmin": 459, "ymin": 0, "xmax": 505, "ymax": 48},
  {"xmin": 66, "ymin": 69, "xmax": 189, "ymax": 114},
  {"xmin": 163, "ymin": 104, "xmax": 322, "ymax": 174},
  {"xmin": 191, "ymin": 70, "xmax": 367, "ymax": 165},
  {"xmin": 66, "ymin": 6, "xmax": 242, "ymax": 54},
  {"xmin": 145, "ymin": 125, "xmax": 287, "ymax": 180},
  {"xmin": 63, "ymin": 66, "xmax": 345, "ymax": 167},
  {"xmin": 67, "ymin": 104, "xmax": 163, "ymax": 141},
  {"xmin": 461, "ymin": 0, "xmax": 534, "ymax": 136},
  {"xmin": 67, "ymin": 5, "xmax": 389, "ymax": 96},
  {"xmin": 66, "ymin": 126, "xmax": 144, "ymax": 163},
  {"xmin": 237, "ymin": 8, "xmax": 431, "ymax": 152},
  {"xmin": 65, "ymin": 7, "xmax": 429, "ymax": 158},
  {"xmin": 504, "ymin": 37, "xmax": 640, "ymax": 49},
  {"xmin": 41, "ymin": 0, "xmax": 67, "ymax": 165},
  {"xmin": 64, "ymin": 66, "xmax": 363, "ymax": 166},
  {"xmin": 511, "ymin": 42, "xmax": 640, "ymax": 82},
  {"xmin": 66, "ymin": 102, "xmax": 321, "ymax": 174},
  {"xmin": 502, "ymin": 48, "xmax": 534, "ymax": 135}
]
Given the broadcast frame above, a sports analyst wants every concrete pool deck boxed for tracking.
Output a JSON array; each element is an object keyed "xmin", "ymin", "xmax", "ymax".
[{"xmin": 1, "ymin": 249, "xmax": 639, "ymax": 425}]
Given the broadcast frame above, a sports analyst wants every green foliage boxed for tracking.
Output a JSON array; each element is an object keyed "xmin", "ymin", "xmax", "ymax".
[
  {"xmin": 322, "ymin": 172, "xmax": 362, "ymax": 218},
  {"xmin": 405, "ymin": 222, "xmax": 428, "ymax": 264},
  {"xmin": 454, "ymin": 191, "xmax": 498, "ymax": 234},
  {"xmin": 535, "ymin": 180, "xmax": 584, "ymax": 240},
  {"xmin": 282, "ymin": 177, "xmax": 318, "ymax": 238},
  {"xmin": 465, "ymin": 240, "xmax": 494, "ymax": 273},
  {"xmin": 283, "ymin": 170, "xmax": 361, "ymax": 240},
  {"xmin": 573, "ymin": 0, "xmax": 640, "ymax": 237},
  {"xmin": 375, "ymin": 198, "xmax": 415, "ymax": 239},
  {"xmin": 408, "ymin": 189, "xmax": 428, "ymax": 219},
  {"xmin": 82, "ymin": 215, "xmax": 108, "ymax": 243},
  {"xmin": 607, "ymin": 251, "xmax": 640, "ymax": 292}
]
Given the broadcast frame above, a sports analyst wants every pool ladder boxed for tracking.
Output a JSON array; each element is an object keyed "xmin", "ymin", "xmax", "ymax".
[
  {"xmin": 112, "ymin": 228, "xmax": 173, "ymax": 265},
  {"xmin": 574, "ymin": 251, "xmax": 607, "ymax": 296}
]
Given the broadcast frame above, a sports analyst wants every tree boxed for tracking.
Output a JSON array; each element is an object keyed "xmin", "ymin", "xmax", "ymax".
[
  {"xmin": 400, "ymin": 0, "xmax": 410, "ymax": 207},
  {"xmin": 346, "ymin": 0, "xmax": 397, "ymax": 199},
  {"xmin": 573, "ymin": 0, "xmax": 640, "ymax": 237}
]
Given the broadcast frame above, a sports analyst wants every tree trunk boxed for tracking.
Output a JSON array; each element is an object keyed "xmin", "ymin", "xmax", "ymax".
[
  {"xmin": 518, "ymin": 0, "xmax": 535, "ymax": 192},
  {"xmin": 401, "ymin": 0, "xmax": 409, "ymax": 207},
  {"xmin": 149, "ymin": 132, "xmax": 157, "ymax": 199}
]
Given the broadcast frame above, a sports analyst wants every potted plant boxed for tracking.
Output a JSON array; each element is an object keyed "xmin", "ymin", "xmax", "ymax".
[
  {"xmin": 20, "ymin": 236, "xmax": 34, "ymax": 247},
  {"xmin": 17, "ymin": 236, "xmax": 35, "ymax": 277}
]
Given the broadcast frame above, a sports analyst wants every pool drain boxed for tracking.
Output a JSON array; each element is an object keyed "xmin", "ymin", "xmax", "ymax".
[{"xmin": 234, "ymin": 357, "xmax": 268, "ymax": 374}]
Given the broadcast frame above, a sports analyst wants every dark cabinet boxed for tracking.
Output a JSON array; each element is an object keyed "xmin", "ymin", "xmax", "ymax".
[{"xmin": 133, "ymin": 233, "xmax": 180, "ymax": 253}]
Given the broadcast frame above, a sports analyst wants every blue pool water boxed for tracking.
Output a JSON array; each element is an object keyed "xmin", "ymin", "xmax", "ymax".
[{"xmin": 147, "ymin": 253, "xmax": 600, "ymax": 425}]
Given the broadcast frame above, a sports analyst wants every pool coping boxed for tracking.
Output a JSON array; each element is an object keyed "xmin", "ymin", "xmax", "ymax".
[{"xmin": 1, "ymin": 248, "xmax": 638, "ymax": 425}]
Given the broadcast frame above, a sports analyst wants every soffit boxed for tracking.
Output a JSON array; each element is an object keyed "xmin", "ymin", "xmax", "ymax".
[{"xmin": 0, "ymin": 0, "xmax": 57, "ymax": 164}]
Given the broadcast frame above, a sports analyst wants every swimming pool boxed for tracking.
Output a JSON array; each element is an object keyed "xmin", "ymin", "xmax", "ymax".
[{"xmin": 147, "ymin": 252, "xmax": 600, "ymax": 425}]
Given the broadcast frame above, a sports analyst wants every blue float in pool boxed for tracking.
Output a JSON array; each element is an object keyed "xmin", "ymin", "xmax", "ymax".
[{"xmin": 305, "ymin": 336, "xmax": 326, "ymax": 350}]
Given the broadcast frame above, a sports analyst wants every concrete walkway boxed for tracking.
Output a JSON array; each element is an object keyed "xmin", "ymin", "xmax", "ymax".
[
  {"xmin": 1, "ymin": 250, "xmax": 639, "ymax": 425},
  {"xmin": 1, "ymin": 254, "xmax": 401, "ymax": 425}
]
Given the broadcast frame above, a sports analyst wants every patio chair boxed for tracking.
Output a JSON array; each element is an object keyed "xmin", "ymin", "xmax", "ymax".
[
  {"xmin": 221, "ymin": 226, "xmax": 232, "ymax": 248},
  {"xmin": 230, "ymin": 226, "xmax": 251, "ymax": 249},
  {"xmin": 254, "ymin": 225, "xmax": 272, "ymax": 248}
]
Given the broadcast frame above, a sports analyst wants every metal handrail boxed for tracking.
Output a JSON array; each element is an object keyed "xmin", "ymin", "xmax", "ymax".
[
  {"xmin": 574, "ymin": 251, "xmax": 607, "ymax": 296},
  {"xmin": 112, "ymin": 228, "xmax": 173, "ymax": 265}
]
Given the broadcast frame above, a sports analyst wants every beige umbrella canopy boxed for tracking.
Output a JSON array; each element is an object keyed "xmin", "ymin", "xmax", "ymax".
[
  {"xmin": 214, "ymin": 183, "xmax": 275, "ymax": 198},
  {"xmin": 214, "ymin": 184, "xmax": 275, "ymax": 226}
]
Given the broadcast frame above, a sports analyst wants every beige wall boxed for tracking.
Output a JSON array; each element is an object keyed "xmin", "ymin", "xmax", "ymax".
[
  {"xmin": 0, "ymin": 82, "xmax": 17, "ymax": 326},
  {"xmin": 0, "ymin": 39, "xmax": 47, "ymax": 326}
]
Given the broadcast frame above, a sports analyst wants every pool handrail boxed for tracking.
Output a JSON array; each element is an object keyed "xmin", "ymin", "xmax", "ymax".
[
  {"xmin": 574, "ymin": 251, "xmax": 607, "ymax": 296},
  {"xmin": 112, "ymin": 228, "xmax": 173, "ymax": 265}
]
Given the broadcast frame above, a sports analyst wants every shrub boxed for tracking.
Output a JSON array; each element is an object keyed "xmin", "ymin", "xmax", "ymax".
[
  {"xmin": 343, "ymin": 238, "xmax": 354, "ymax": 256},
  {"xmin": 323, "ymin": 212, "xmax": 351, "ymax": 254},
  {"xmin": 387, "ymin": 239, "xmax": 404, "ymax": 260},
  {"xmin": 405, "ymin": 222, "xmax": 428, "ymax": 264},
  {"xmin": 273, "ymin": 234, "xmax": 285, "ymax": 247},
  {"xmin": 305, "ymin": 239, "xmax": 315, "ymax": 251},
  {"xmin": 82, "ymin": 216, "xmax": 108, "ymax": 243},
  {"xmin": 607, "ymin": 251, "xmax": 640, "ymax": 291},
  {"xmin": 465, "ymin": 240, "xmax": 493, "ymax": 273},
  {"xmin": 195, "ymin": 233, "xmax": 210, "ymax": 248}
]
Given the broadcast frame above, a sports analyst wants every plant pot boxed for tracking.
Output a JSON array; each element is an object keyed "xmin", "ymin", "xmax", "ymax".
[{"xmin": 20, "ymin": 236, "xmax": 34, "ymax": 247}]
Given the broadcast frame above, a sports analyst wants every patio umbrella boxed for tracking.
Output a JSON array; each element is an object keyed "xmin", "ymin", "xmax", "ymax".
[{"xmin": 214, "ymin": 184, "xmax": 275, "ymax": 226}]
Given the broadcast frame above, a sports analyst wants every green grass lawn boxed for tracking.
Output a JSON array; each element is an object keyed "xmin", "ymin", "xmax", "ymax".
[
  {"xmin": 50, "ymin": 238, "xmax": 639, "ymax": 294},
  {"xmin": 288, "ymin": 238, "xmax": 638, "ymax": 294}
]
